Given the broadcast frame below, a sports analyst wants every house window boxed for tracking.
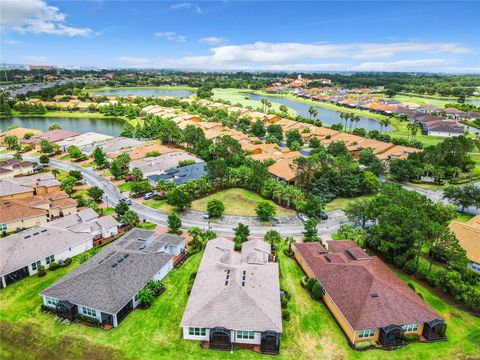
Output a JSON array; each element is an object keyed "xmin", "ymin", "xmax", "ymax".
[
  {"xmin": 45, "ymin": 255, "xmax": 55, "ymax": 264},
  {"xmin": 82, "ymin": 306, "xmax": 96, "ymax": 317},
  {"xmin": 45, "ymin": 296, "xmax": 58, "ymax": 306},
  {"xmin": 358, "ymin": 329, "xmax": 376, "ymax": 338},
  {"xmin": 472, "ymin": 263, "xmax": 480, "ymax": 272},
  {"xmin": 237, "ymin": 330, "xmax": 255, "ymax": 340},
  {"xmin": 402, "ymin": 323, "xmax": 419, "ymax": 332},
  {"xmin": 0, "ymin": 224, "xmax": 6, "ymax": 231},
  {"xmin": 188, "ymin": 327, "xmax": 206, "ymax": 336},
  {"xmin": 31, "ymin": 261, "xmax": 41, "ymax": 271}
]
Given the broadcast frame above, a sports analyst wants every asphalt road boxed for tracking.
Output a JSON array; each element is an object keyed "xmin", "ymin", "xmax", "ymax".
[{"xmin": 17, "ymin": 156, "xmax": 347, "ymax": 237}]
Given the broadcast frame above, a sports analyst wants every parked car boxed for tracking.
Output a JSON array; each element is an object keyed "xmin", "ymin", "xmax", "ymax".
[
  {"xmin": 297, "ymin": 213, "xmax": 309, "ymax": 222},
  {"xmin": 143, "ymin": 192, "xmax": 156, "ymax": 200},
  {"xmin": 120, "ymin": 197, "xmax": 132, "ymax": 205},
  {"xmin": 203, "ymin": 212, "xmax": 210, "ymax": 219},
  {"xmin": 316, "ymin": 213, "xmax": 329, "ymax": 220},
  {"xmin": 33, "ymin": 165, "xmax": 44, "ymax": 171}
]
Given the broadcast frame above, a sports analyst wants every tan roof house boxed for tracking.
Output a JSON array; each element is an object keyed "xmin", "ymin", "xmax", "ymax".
[
  {"xmin": 449, "ymin": 215, "xmax": 480, "ymax": 273},
  {"xmin": 129, "ymin": 152, "xmax": 203, "ymax": 177}
]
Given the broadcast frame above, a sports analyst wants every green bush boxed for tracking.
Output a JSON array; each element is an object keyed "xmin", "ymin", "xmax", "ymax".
[
  {"xmin": 281, "ymin": 297, "xmax": 289, "ymax": 308},
  {"xmin": 37, "ymin": 265, "xmax": 46, "ymax": 277},
  {"xmin": 416, "ymin": 292, "xmax": 424, "ymax": 299},
  {"xmin": 306, "ymin": 277, "xmax": 316, "ymax": 292},
  {"xmin": 311, "ymin": 282, "xmax": 324, "ymax": 300},
  {"xmin": 76, "ymin": 314, "xmax": 100, "ymax": 326},
  {"xmin": 407, "ymin": 282, "xmax": 416, "ymax": 291},
  {"xmin": 403, "ymin": 259, "xmax": 417, "ymax": 275},
  {"xmin": 282, "ymin": 309, "xmax": 290, "ymax": 321},
  {"xmin": 354, "ymin": 341, "xmax": 375, "ymax": 350},
  {"xmin": 404, "ymin": 333, "xmax": 420, "ymax": 342},
  {"xmin": 48, "ymin": 262, "xmax": 60, "ymax": 271},
  {"xmin": 282, "ymin": 289, "xmax": 292, "ymax": 301}
]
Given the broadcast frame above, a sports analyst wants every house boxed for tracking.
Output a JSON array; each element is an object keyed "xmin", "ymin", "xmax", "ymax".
[
  {"xmin": 22, "ymin": 129, "xmax": 80, "ymax": 148},
  {"xmin": 3, "ymin": 173, "xmax": 61, "ymax": 196},
  {"xmin": 108, "ymin": 142, "xmax": 176, "ymax": 161},
  {"xmin": 293, "ymin": 241, "xmax": 447, "ymax": 347},
  {"xmin": 0, "ymin": 226, "xmax": 93, "ymax": 288},
  {"xmin": 0, "ymin": 158, "xmax": 35, "ymax": 177},
  {"xmin": 423, "ymin": 121, "xmax": 464, "ymax": 137},
  {"xmin": 444, "ymin": 108, "xmax": 465, "ymax": 120},
  {"xmin": 129, "ymin": 152, "xmax": 203, "ymax": 177},
  {"xmin": 181, "ymin": 238, "xmax": 282, "ymax": 354},
  {"xmin": 268, "ymin": 157, "xmax": 297, "ymax": 183},
  {"xmin": 449, "ymin": 215, "xmax": 480, "ymax": 273},
  {"xmin": 147, "ymin": 162, "xmax": 206, "ymax": 186},
  {"xmin": 79, "ymin": 137, "xmax": 144, "ymax": 156},
  {"xmin": 0, "ymin": 127, "xmax": 41, "ymax": 143},
  {"xmin": 39, "ymin": 229, "xmax": 185, "ymax": 327},
  {"xmin": 56, "ymin": 132, "xmax": 113, "ymax": 152},
  {"xmin": 45, "ymin": 208, "xmax": 118, "ymax": 242},
  {"xmin": 0, "ymin": 179, "xmax": 35, "ymax": 199},
  {"xmin": 0, "ymin": 191, "xmax": 76, "ymax": 232}
]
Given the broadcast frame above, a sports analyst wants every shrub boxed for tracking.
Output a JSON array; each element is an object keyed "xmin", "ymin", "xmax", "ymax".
[
  {"xmin": 37, "ymin": 265, "xmax": 46, "ymax": 277},
  {"xmin": 407, "ymin": 282, "xmax": 416, "ymax": 291},
  {"xmin": 76, "ymin": 314, "xmax": 100, "ymax": 326},
  {"xmin": 311, "ymin": 282, "xmax": 323, "ymax": 300},
  {"xmin": 281, "ymin": 309, "xmax": 290, "ymax": 321},
  {"xmin": 189, "ymin": 272, "xmax": 197, "ymax": 281},
  {"xmin": 404, "ymin": 333, "xmax": 420, "ymax": 342},
  {"xmin": 354, "ymin": 341, "xmax": 375, "ymax": 350},
  {"xmin": 416, "ymin": 292, "xmax": 424, "ymax": 299},
  {"xmin": 282, "ymin": 289, "xmax": 292, "ymax": 301},
  {"xmin": 306, "ymin": 277, "xmax": 316, "ymax": 292},
  {"xmin": 281, "ymin": 297, "xmax": 289, "ymax": 308},
  {"xmin": 48, "ymin": 262, "xmax": 60, "ymax": 271},
  {"xmin": 403, "ymin": 259, "xmax": 417, "ymax": 275},
  {"xmin": 234, "ymin": 242, "xmax": 242, "ymax": 251},
  {"xmin": 61, "ymin": 258, "xmax": 72, "ymax": 267}
]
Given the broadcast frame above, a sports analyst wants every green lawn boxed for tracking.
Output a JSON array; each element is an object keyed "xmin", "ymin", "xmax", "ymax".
[
  {"xmin": 87, "ymin": 86, "xmax": 197, "ymax": 93},
  {"xmin": 144, "ymin": 199, "xmax": 175, "ymax": 213},
  {"xmin": 81, "ymin": 161, "xmax": 96, "ymax": 168},
  {"xmin": 1, "ymin": 246, "xmax": 479, "ymax": 359},
  {"xmin": 102, "ymin": 207, "xmax": 115, "ymax": 215},
  {"xmin": 324, "ymin": 195, "xmax": 375, "ymax": 212},
  {"xmin": 191, "ymin": 188, "xmax": 296, "ymax": 217},
  {"xmin": 117, "ymin": 182, "xmax": 133, "ymax": 192},
  {"xmin": 136, "ymin": 221, "xmax": 157, "ymax": 230}
]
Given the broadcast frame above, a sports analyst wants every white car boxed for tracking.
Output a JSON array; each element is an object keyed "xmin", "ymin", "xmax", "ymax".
[{"xmin": 297, "ymin": 213, "xmax": 309, "ymax": 222}]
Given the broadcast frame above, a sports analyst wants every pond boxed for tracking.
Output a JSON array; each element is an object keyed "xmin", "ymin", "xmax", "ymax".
[
  {"xmin": 92, "ymin": 88, "xmax": 195, "ymax": 98},
  {"xmin": 0, "ymin": 117, "xmax": 124, "ymax": 137},
  {"xmin": 244, "ymin": 93, "xmax": 391, "ymax": 131}
]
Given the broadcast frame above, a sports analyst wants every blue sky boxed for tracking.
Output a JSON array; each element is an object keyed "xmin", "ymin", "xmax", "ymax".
[{"xmin": 1, "ymin": 0, "xmax": 479, "ymax": 72}]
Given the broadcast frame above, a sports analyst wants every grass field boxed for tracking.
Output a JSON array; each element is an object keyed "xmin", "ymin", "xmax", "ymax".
[
  {"xmin": 191, "ymin": 188, "xmax": 296, "ymax": 217},
  {"xmin": 144, "ymin": 199, "xmax": 175, "ymax": 213},
  {"xmin": 1, "ymin": 247, "xmax": 479, "ymax": 360},
  {"xmin": 324, "ymin": 195, "xmax": 375, "ymax": 212},
  {"xmin": 374, "ymin": 93, "xmax": 480, "ymax": 107}
]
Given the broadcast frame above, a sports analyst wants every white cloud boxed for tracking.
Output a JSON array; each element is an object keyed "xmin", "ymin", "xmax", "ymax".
[
  {"xmin": 200, "ymin": 37, "xmax": 228, "ymax": 45},
  {"xmin": 0, "ymin": 0, "xmax": 94, "ymax": 37},
  {"xmin": 2, "ymin": 39, "xmax": 23, "ymax": 45},
  {"xmin": 154, "ymin": 31, "xmax": 187, "ymax": 43},
  {"xmin": 170, "ymin": 2, "xmax": 202, "ymax": 13},
  {"xmin": 24, "ymin": 55, "xmax": 48, "ymax": 62},
  {"xmin": 115, "ymin": 40, "xmax": 475, "ymax": 72}
]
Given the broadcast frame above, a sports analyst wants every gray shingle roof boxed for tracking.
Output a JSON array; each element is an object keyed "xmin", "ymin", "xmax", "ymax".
[
  {"xmin": 181, "ymin": 238, "xmax": 282, "ymax": 333},
  {"xmin": 40, "ymin": 228, "xmax": 183, "ymax": 314}
]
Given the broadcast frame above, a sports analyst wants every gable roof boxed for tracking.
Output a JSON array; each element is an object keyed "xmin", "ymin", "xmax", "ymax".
[
  {"xmin": 181, "ymin": 238, "xmax": 282, "ymax": 333},
  {"xmin": 449, "ymin": 215, "xmax": 480, "ymax": 263},
  {"xmin": 40, "ymin": 229, "xmax": 183, "ymax": 314},
  {"xmin": 294, "ymin": 241, "xmax": 442, "ymax": 330}
]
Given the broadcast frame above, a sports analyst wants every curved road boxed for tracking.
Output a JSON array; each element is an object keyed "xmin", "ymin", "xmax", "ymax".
[{"xmin": 15, "ymin": 155, "xmax": 347, "ymax": 237}]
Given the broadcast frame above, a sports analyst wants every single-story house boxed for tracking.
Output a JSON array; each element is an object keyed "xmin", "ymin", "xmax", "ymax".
[
  {"xmin": 5, "ymin": 173, "xmax": 61, "ymax": 195},
  {"xmin": 422, "ymin": 120, "xmax": 464, "ymax": 137},
  {"xmin": 129, "ymin": 152, "xmax": 203, "ymax": 177},
  {"xmin": 0, "ymin": 226, "xmax": 93, "ymax": 288},
  {"xmin": 108, "ymin": 142, "xmax": 176, "ymax": 160},
  {"xmin": 56, "ymin": 132, "xmax": 113, "ymax": 152},
  {"xmin": 268, "ymin": 157, "xmax": 298, "ymax": 184},
  {"xmin": 40, "ymin": 228, "xmax": 185, "ymax": 327},
  {"xmin": 449, "ymin": 215, "xmax": 480, "ymax": 273},
  {"xmin": 22, "ymin": 129, "xmax": 80, "ymax": 148},
  {"xmin": 0, "ymin": 158, "xmax": 35, "ymax": 177},
  {"xmin": 293, "ymin": 241, "xmax": 447, "ymax": 347},
  {"xmin": 0, "ymin": 127, "xmax": 42, "ymax": 143},
  {"xmin": 181, "ymin": 238, "xmax": 282, "ymax": 354},
  {"xmin": 147, "ymin": 162, "xmax": 206, "ymax": 186},
  {"xmin": 79, "ymin": 137, "xmax": 144, "ymax": 156}
]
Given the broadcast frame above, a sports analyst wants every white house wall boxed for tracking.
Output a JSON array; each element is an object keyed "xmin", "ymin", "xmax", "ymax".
[{"xmin": 153, "ymin": 259, "xmax": 174, "ymax": 281}]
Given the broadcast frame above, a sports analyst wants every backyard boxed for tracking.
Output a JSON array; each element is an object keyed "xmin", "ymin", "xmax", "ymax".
[{"xmin": 0, "ymin": 246, "xmax": 479, "ymax": 360}]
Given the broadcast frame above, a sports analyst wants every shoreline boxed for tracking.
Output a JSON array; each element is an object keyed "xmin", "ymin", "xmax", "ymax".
[{"xmin": 86, "ymin": 85, "xmax": 197, "ymax": 93}]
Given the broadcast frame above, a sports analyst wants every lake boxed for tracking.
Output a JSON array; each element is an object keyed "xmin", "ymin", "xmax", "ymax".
[
  {"xmin": 244, "ymin": 93, "xmax": 391, "ymax": 131},
  {"xmin": 0, "ymin": 117, "xmax": 124, "ymax": 137},
  {"xmin": 93, "ymin": 88, "xmax": 195, "ymax": 98}
]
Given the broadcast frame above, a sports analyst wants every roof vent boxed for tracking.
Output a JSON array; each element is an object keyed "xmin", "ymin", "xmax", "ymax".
[
  {"xmin": 24, "ymin": 235, "xmax": 31, "ymax": 239},
  {"xmin": 124, "ymin": 254, "xmax": 129, "ymax": 259},
  {"xmin": 41, "ymin": 229, "xmax": 47, "ymax": 233},
  {"xmin": 370, "ymin": 293, "xmax": 379, "ymax": 298},
  {"xmin": 242, "ymin": 270, "xmax": 246, "ymax": 287},
  {"xmin": 112, "ymin": 263, "xmax": 118, "ymax": 268},
  {"xmin": 224, "ymin": 269, "xmax": 231, "ymax": 286}
]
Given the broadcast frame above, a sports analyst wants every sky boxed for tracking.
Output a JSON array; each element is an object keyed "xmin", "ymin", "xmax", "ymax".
[{"xmin": 1, "ymin": 0, "xmax": 479, "ymax": 73}]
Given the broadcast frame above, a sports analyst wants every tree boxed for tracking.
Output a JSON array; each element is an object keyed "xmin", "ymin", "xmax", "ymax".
[
  {"xmin": 311, "ymin": 282, "xmax": 323, "ymax": 300},
  {"xmin": 131, "ymin": 167, "xmax": 144, "ymax": 182},
  {"xmin": 338, "ymin": 223, "xmax": 354, "ymax": 239},
  {"xmin": 67, "ymin": 145, "xmax": 83, "ymax": 159},
  {"xmin": 39, "ymin": 154, "xmax": 50, "ymax": 164},
  {"xmin": 255, "ymin": 201, "xmax": 276, "ymax": 221},
  {"xmin": 130, "ymin": 181, "xmax": 152, "ymax": 197},
  {"xmin": 60, "ymin": 176, "xmax": 77, "ymax": 194},
  {"xmin": 264, "ymin": 230, "xmax": 282, "ymax": 249},
  {"xmin": 250, "ymin": 119, "xmax": 266, "ymax": 138},
  {"xmin": 303, "ymin": 218, "xmax": 319, "ymax": 242},
  {"xmin": 166, "ymin": 187, "xmax": 192, "ymax": 211},
  {"xmin": 362, "ymin": 171, "xmax": 381, "ymax": 194},
  {"xmin": 87, "ymin": 186, "xmax": 104, "ymax": 202},
  {"xmin": 114, "ymin": 201, "xmax": 129, "ymax": 215},
  {"xmin": 167, "ymin": 212, "xmax": 182, "ymax": 234},
  {"xmin": 344, "ymin": 199, "xmax": 373, "ymax": 228},
  {"xmin": 68, "ymin": 170, "xmax": 83, "ymax": 181},
  {"xmin": 4, "ymin": 135, "xmax": 19, "ymax": 150},
  {"xmin": 385, "ymin": 88, "xmax": 397, "ymax": 98},
  {"xmin": 279, "ymin": 104, "xmax": 288, "ymax": 115},
  {"xmin": 443, "ymin": 185, "xmax": 480, "ymax": 212},
  {"xmin": 297, "ymin": 195, "xmax": 324, "ymax": 218},
  {"xmin": 308, "ymin": 106, "xmax": 318, "ymax": 119},
  {"xmin": 40, "ymin": 139, "xmax": 53, "ymax": 154},
  {"xmin": 309, "ymin": 137, "xmax": 321, "ymax": 149},
  {"xmin": 92, "ymin": 146, "xmax": 107, "ymax": 168},
  {"xmin": 196, "ymin": 85, "xmax": 214, "ymax": 99},
  {"xmin": 327, "ymin": 141, "xmax": 348, "ymax": 157},
  {"xmin": 234, "ymin": 223, "xmax": 250, "ymax": 244},
  {"xmin": 51, "ymin": 169, "xmax": 60, "ymax": 178},
  {"xmin": 137, "ymin": 287, "xmax": 155, "ymax": 307},
  {"xmin": 188, "ymin": 226, "xmax": 203, "ymax": 246},
  {"xmin": 286, "ymin": 129, "xmax": 303, "ymax": 148},
  {"xmin": 207, "ymin": 199, "xmax": 225, "ymax": 218},
  {"xmin": 156, "ymin": 179, "xmax": 176, "ymax": 197},
  {"xmin": 121, "ymin": 210, "xmax": 140, "ymax": 228},
  {"xmin": 0, "ymin": 92, "xmax": 12, "ymax": 115},
  {"xmin": 48, "ymin": 123, "xmax": 62, "ymax": 131}
]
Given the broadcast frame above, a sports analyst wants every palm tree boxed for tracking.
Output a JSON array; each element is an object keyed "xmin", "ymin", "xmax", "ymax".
[
  {"xmin": 350, "ymin": 114, "xmax": 360, "ymax": 131},
  {"xmin": 279, "ymin": 104, "xmax": 288, "ymax": 116},
  {"xmin": 340, "ymin": 112, "xmax": 349, "ymax": 131},
  {"xmin": 423, "ymin": 164, "xmax": 435, "ymax": 178},
  {"xmin": 51, "ymin": 169, "xmax": 60, "ymax": 178},
  {"xmin": 308, "ymin": 106, "xmax": 316, "ymax": 119},
  {"xmin": 260, "ymin": 98, "xmax": 267, "ymax": 113},
  {"xmin": 266, "ymin": 100, "xmax": 272, "ymax": 113},
  {"xmin": 383, "ymin": 118, "xmax": 391, "ymax": 133},
  {"xmin": 450, "ymin": 167, "xmax": 461, "ymax": 183}
]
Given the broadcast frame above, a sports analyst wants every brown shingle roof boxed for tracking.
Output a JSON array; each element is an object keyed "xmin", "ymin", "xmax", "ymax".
[
  {"xmin": 294, "ymin": 241, "xmax": 442, "ymax": 330},
  {"xmin": 449, "ymin": 216, "xmax": 480, "ymax": 263}
]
